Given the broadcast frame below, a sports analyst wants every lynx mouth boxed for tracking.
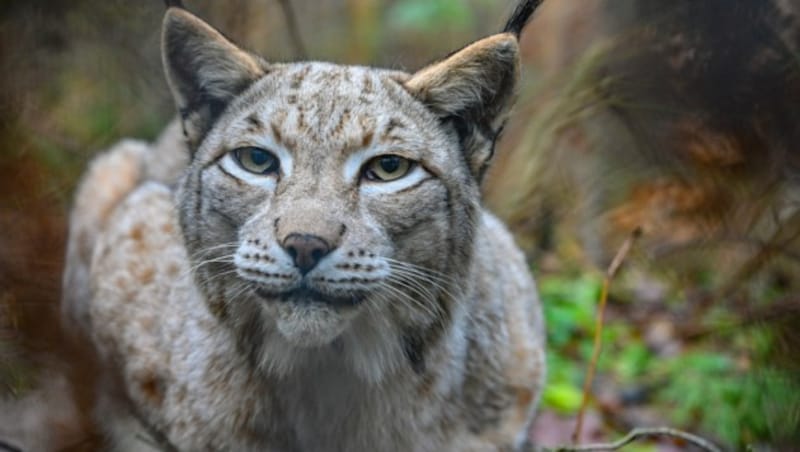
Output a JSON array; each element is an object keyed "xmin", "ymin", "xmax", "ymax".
[{"xmin": 255, "ymin": 285, "xmax": 364, "ymax": 308}]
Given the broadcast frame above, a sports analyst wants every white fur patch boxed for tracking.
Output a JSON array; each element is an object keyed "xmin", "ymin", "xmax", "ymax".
[{"xmin": 361, "ymin": 166, "xmax": 429, "ymax": 196}]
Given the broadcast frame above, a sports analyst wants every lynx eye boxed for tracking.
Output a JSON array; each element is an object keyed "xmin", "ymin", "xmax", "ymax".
[
  {"xmin": 363, "ymin": 155, "xmax": 413, "ymax": 182},
  {"xmin": 232, "ymin": 147, "xmax": 280, "ymax": 175}
]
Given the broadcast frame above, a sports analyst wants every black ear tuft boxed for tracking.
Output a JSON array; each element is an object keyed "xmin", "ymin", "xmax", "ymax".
[
  {"xmin": 163, "ymin": 0, "xmax": 185, "ymax": 8},
  {"xmin": 502, "ymin": 0, "xmax": 544, "ymax": 37}
]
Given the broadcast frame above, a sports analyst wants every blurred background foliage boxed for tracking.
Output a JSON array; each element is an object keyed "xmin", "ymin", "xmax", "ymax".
[{"xmin": 1, "ymin": 0, "xmax": 799, "ymax": 450}]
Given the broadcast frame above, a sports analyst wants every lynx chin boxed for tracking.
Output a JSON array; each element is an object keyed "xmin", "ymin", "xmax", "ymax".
[{"xmin": 61, "ymin": 0, "xmax": 546, "ymax": 450}]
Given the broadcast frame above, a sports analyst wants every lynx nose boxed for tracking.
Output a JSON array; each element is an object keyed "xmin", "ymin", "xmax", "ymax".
[{"xmin": 282, "ymin": 233, "xmax": 332, "ymax": 275}]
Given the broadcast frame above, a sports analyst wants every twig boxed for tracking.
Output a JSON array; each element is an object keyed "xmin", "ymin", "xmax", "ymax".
[
  {"xmin": 547, "ymin": 426, "xmax": 722, "ymax": 452},
  {"xmin": 276, "ymin": 0, "xmax": 308, "ymax": 59},
  {"xmin": 572, "ymin": 227, "xmax": 642, "ymax": 443}
]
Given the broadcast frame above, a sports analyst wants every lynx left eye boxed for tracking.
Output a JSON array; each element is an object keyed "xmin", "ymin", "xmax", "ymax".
[
  {"xmin": 233, "ymin": 147, "xmax": 280, "ymax": 175},
  {"xmin": 363, "ymin": 155, "xmax": 413, "ymax": 182}
]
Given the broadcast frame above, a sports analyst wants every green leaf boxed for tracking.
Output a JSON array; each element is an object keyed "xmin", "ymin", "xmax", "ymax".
[
  {"xmin": 388, "ymin": 0, "xmax": 473, "ymax": 32},
  {"xmin": 542, "ymin": 381, "xmax": 584, "ymax": 415}
]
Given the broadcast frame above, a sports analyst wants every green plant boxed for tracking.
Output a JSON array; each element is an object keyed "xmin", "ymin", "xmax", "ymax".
[
  {"xmin": 387, "ymin": 0, "xmax": 473, "ymax": 31},
  {"xmin": 654, "ymin": 337, "xmax": 800, "ymax": 446},
  {"xmin": 539, "ymin": 273, "xmax": 602, "ymax": 415}
]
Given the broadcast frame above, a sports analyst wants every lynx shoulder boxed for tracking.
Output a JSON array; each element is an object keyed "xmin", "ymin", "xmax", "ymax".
[{"xmin": 62, "ymin": 1, "xmax": 546, "ymax": 450}]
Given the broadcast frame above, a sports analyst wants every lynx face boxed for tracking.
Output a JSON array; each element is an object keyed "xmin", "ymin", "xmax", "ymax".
[
  {"xmin": 163, "ymin": 8, "xmax": 521, "ymax": 378},
  {"xmin": 186, "ymin": 64, "xmax": 474, "ymax": 350}
]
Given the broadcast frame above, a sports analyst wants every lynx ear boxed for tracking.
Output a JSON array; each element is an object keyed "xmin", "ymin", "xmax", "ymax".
[
  {"xmin": 405, "ymin": 33, "xmax": 520, "ymax": 181},
  {"xmin": 162, "ymin": 8, "xmax": 267, "ymax": 149},
  {"xmin": 404, "ymin": 0, "xmax": 542, "ymax": 181}
]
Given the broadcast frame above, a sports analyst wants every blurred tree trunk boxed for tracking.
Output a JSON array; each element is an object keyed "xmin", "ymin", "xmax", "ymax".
[{"xmin": 346, "ymin": 0, "xmax": 382, "ymax": 63}]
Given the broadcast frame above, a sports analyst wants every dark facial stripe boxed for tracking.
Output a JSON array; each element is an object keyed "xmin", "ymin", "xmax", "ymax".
[
  {"xmin": 204, "ymin": 270, "xmax": 231, "ymax": 321},
  {"xmin": 130, "ymin": 405, "xmax": 180, "ymax": 452},
  {"xmin": 208, "ymin": 205, "xmax": 239, "ymax": 227},
  {"xmin": 437, "ymin": 182, "xmax": 458, "ymax": 321},
  {"xmin": 391, "ymin": 176, "xmax": 433, "ymax": 196},
  {"xmin": 396, "ymin": 181, "xmax": 459, "ymax": 376},
  {"xmin": 239, "ymin": 306, "xmax": 267, "ymax": 370},
  {"xmin": 402, "ymin": 331, "xmax": 426, "ymax": 374},
  {"xmin": 216, "ymin": 163, "xmax": 244, "ymax": 186},
  {"xmin": 193, "ymin": 170, "xmax": 204, "ymax": 246},
  {"xmin": 401, "ymin": 290, "xmax": 455, "ymax": 376}
]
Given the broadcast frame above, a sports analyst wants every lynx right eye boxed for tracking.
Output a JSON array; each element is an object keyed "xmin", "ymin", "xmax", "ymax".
[
  {"xmin": 232, "ymin": 147, "xmax": 280, "ymax": 175},
  {"xmin": 362, "ymin": 155, "xmax": 413, "ymax": 182}
]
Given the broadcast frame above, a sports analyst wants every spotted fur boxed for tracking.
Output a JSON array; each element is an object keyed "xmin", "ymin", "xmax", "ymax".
[{"xmin": 62, "ymin": 2, "xmax": 545, "ymax": 450}]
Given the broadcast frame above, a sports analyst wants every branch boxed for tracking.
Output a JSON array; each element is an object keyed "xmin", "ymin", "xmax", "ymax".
[
  {"xmin": 276, "ymin": 0, "xmax": 308, "ymax": 59},
  {"xmin": 546, "ymin": 426, "xmax": 722, "ymax": 452},
  {"xmin": 572, "ymin": 227, "xmax": 642, "ymax": 443}
]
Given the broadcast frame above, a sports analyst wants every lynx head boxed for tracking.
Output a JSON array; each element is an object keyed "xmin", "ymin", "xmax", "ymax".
[{"xmin": 162, "ymin": 2, "xmax": 539, "ymax": 380}]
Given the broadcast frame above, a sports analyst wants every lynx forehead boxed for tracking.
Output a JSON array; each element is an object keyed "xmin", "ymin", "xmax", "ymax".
[
  {"xmin": 57, "ymin": 1, "xmax": 547, "ymax": 450},
  {"xmin": 205, "ymin": 63, "xmax": 457, "ymax": 197}
]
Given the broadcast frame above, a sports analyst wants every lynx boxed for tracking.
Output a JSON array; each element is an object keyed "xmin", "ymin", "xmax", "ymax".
[{"xmin": 60, "ymin": 1, "xmax": 546, "ymax": 450}]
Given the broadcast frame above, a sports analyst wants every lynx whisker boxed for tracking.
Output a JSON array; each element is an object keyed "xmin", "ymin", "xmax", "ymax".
[
  {"xmin": 185, "ymin": 254, "xmax": 236, "ymax": 277},
  {"xmin": 226, "ymin": 280, "xmax": 255, "ymax": 305},
  {"xmin": 384, "ymin": 258, "xmax": 459, "ymax": 286},
  {"xmin": 194, "ymin": 267, "xmax": 240, "ymax": 285},
  {"xmin": 378, "ymin": 280, "xmax": 443, "ymax": 321},
  {"xmin": 191, "ymin": 241, "xmax": 240, "ymax": 259},
  {"xmin": 386, "ymin": 262, "xmax": 459, "ymax": 302}
]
